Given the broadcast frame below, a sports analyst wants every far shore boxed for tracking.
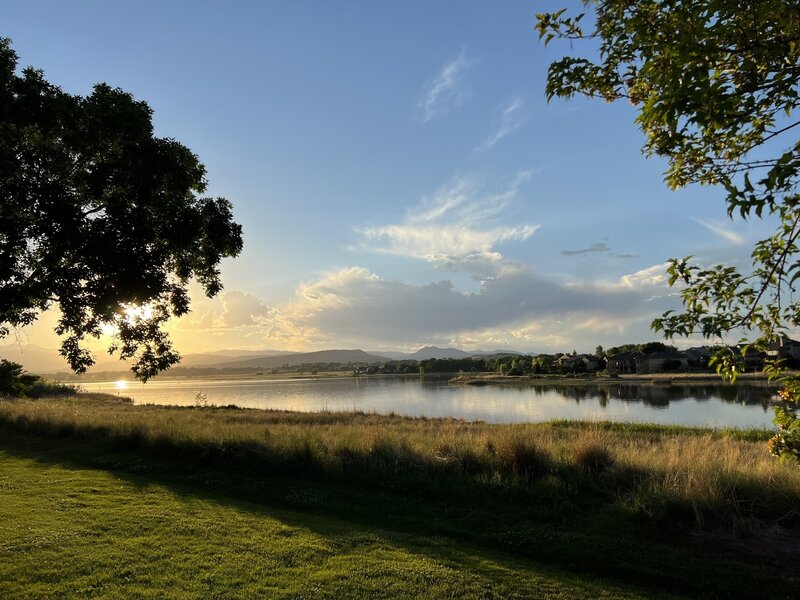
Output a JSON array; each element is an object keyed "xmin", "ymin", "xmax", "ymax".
[
  {"xmin": 449, "ymin": 372, "xmax": 785, "ymax": 386},
  {"xmin": 49, "ymin": 369, "xmax": 791, "ymax": 386}
]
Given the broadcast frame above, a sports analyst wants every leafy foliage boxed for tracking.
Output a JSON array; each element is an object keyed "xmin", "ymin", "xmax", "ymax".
[
  {"xmin": 605, "ymin": 342, "xmax": 676, "ymax": 356},
  {"xmin": 0, "ymin": 359, "xmax": 77, "ymax": 398},
  {"xmin": 0, "ymin": 39, "xmax": 243, "ymax": 380},
  {"xmin": 537, "ymin": 1, "xmax": 800, "ymax": 460}
]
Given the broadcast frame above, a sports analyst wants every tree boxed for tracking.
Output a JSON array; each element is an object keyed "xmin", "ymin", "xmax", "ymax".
[
  {"xmin": 0, "ymin": 359, "xmax": 75, "ymax": 397},
  {"xmin": 640, "ymin": 342, "xmax": 676, "ymax": 355},
  {"xmin": 0, "ymin": 39, "xmax": 243, "ymax": 381},
  {"xmin": 537, "ymin": 2, "xmax": 800, "ymax": 459},
  {"xmin": 0, "ymin": 359, "xmax": 38, "ymax": 396}
]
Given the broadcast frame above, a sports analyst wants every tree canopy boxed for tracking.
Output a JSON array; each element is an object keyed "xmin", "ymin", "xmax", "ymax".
[
  {"xmin": 536, "ymin": 1, "xmax": 800, "ymax": 459},
  {"xmin": 0, "ymin": 39, "xmax": 243, "ymax": 381}
]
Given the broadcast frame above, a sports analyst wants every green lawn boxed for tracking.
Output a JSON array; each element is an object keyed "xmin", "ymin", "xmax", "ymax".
[
  {"xmin": 1, "ymin": 432, "xmax": 646, "ymax": 599},
  {"xmin": 1, "ymin": 396, "xmax": 798, "ymax": 598}
]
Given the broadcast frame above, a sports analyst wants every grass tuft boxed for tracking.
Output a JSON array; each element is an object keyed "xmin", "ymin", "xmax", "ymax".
[
  {"xmin": 497, "ymin": 435, "xmax": 551, "ymax": 480},
  {"xmin": 572, "ymin": 430, "xmax": 615, "ymax": 474}
]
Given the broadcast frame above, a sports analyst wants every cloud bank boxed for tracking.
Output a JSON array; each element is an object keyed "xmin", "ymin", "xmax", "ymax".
[{"xmin": 172, "ymin": 262, "xmax": 678, "ymax": 353}]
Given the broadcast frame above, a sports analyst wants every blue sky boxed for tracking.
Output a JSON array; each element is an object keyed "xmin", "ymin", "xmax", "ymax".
[{"xmin": 3, "ymin": 1, "xmax": 775, "ymax": 355}]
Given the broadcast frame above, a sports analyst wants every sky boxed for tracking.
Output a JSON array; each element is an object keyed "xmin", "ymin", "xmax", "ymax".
[{"xmin": 2, "ymin": 1, "xmax": 778, "ymax": 357}]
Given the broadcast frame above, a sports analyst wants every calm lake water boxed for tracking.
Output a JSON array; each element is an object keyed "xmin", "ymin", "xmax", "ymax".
[{"xmin": 80, "ymin": 375, "xmax": 781, "ymax": 429}]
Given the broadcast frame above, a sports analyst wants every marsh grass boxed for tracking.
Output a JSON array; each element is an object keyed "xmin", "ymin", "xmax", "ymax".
[
  {"xmin": 1, "ymin": 394, "xmax": 799, "ymax": 530},
  {"xmin": 572, "ymin": 430, "xmax": 615, "ymax": 475}
]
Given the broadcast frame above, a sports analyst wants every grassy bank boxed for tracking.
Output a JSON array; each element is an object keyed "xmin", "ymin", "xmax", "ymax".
[{"xmin": 1, "ymin": 394, "xmax": 799, "ymax": 597}]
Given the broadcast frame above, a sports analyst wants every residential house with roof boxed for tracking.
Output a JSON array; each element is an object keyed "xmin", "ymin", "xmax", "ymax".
[
  {"xmin": 556, "ymin": 353, "xmax": 600, "ymax": 372},
  {"xmin": 636, "ymin": 351, "xmax": 689, "ymax": 373},
  {"xmin": 767, "ymin": 335, "xmax": 800, "ymax": 361},
  {"xmin": 606, "ymin": 351, "xmax": 644, "ymax": 375}
]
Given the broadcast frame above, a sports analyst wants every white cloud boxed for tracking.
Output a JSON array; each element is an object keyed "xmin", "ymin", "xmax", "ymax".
[
  {"xmin": 475, "ymin": 96, "xmax": 527, "ymax": 152},
  {"xmin": 418, "ymin": 49, "xmax": 473, "ymax": 122},
  {"xmin": 357, "ymin": 171, "xmax": 538, "ymax": 273},
  {"xmin": 358, "ymin": 224, "xmax": 538, "ymax": 268},
  {"xmin": 616, "ymin": 263, "xmax": 670, "ymax": 289},
  {"xmin": 241, "ymin": 262, "xmax": 681, "ymax": 351},
  {"xmin": 221, "ymin": 291, "xmax": 269, "ymax": 327},
  {"xmin": 690, "ymin": 217, "xmax": 745, "ymax": 246},
  {"xmin": 101, "ymin": 257, "xmax": 684, "ymax": 355}
]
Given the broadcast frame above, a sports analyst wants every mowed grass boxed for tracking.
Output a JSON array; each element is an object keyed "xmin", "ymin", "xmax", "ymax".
[
  {"xmin": 1, "ymin": 433, "xmax": 644, "ymax": 599},
  {"xmin": 1, "ymin": 394, "xmax": 799, "ymax": 598}
]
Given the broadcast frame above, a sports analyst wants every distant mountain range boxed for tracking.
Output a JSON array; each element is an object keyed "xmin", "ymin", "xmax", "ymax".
[
  {"xmin": 375, "ymin": 346, "xmax": 524, "ymax": 360},
  {"xmin": 0, "ymin": 344, "xmax": 295, "ymax": 374},
  {"xmin": 0, "ymin": 344, "xmax": 69, "ymax": 373},
  {"xmin": 0, "ymin": 343, "xmax": 528, "ymax": 374},
  {"xmin": 208, "ymin": 349, "xmax": 389, "ymax": 370}
]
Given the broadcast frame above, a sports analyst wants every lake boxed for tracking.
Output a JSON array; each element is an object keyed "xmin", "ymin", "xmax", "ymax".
[{"xmin": 79, "ymin": 375, "xmax": 781, "ymax": 429}]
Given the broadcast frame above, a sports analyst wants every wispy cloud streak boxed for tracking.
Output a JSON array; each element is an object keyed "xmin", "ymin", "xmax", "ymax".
[
  {"xmin": 357, "ymin": 172, "xmax": 538, "ymax": 273},
  {"xmin": 418, "ymin": 50, "xmax": 472, "ymax": 122},
  {"xmin": 560, "ymin": 241, "xmax": 637, "ymax": 259},
  {"xmin": 690, "ymin": 217, "xmax": 745, "ymax": 246},
  {"xmin": 475, "ymin": 96, "xmax": 527, "ymax": 152}
]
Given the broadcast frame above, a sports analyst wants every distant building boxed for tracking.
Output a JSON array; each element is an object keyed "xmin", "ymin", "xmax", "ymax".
[
  {"xmin": 606, "ymin": 351, "xmax": 643, "ymax": 374},
  {"xmin": 636, "ymin": 352, "xmax": 689, "ymax": 373},
  {"xmin": 767, "ymin": 335, "xmax": 800, "ymax": 361},
  {"xmin": 738, "ymin": 344, "xmax": 767, "ymax": 370},
  {"xmin": 607, "ymin": 351, "xmax": 691, "ymax": 374},
  {"xmin": 556, "ymin": 353, "xmax": 600, "ymax": 372},
  {"xmin": 684, "ymin": 347, "xmax": 712, "ymax": 368}
]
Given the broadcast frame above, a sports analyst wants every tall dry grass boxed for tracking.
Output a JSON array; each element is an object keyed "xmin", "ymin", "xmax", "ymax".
[{"xmin": 1, "ymin": 394, "xmax": 798, "ymax": 529}]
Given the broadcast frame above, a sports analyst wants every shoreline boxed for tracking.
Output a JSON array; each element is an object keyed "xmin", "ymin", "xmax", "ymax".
[{"xmin": 449, "ymin": 372, "xmax": 782, "ymax": 386}]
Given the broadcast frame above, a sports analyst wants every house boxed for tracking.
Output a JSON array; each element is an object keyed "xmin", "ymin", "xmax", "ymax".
[
  {"xmin": 606, "ymin": 352, "xmax": 643, "ymax": 375},
  {"xmin": 738, "ymin": 344, "xmax": 767, "ymax": 370},
  {"xmin": 766, "ymin": 335, "xmax": 800, "ymax": 361},
  {"xmin": 556, "ymin": 353, "xmax": 600, "ymax": 372},
  {"xmin": 684, "ymin": 347, "xmax": 712, "ymax": 368},
  {"xmin": 636, "ymin": 352, "xmax": 689, "ymax": 373}
]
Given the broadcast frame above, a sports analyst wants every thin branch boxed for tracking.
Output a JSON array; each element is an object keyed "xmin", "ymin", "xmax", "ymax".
[
  {"xmin": 80, "ymin": 206, "xmax": 106, "ymax": 217},
  {"xmin": 742, "ymin": 119, "xmax": 800, "ymax": 154},
  {"xmin": 738, "ymin": 212, "xmax": 800, "ymax": 328}
]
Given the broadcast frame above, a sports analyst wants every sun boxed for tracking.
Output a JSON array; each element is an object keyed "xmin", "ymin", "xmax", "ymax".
[
  {"xmin": 99, "ymin": 303, "xmax": 155, "ymax": 337},
  {"xmin": 121, "ymin": 303, "xmax": 153, "ymax": 323},
  {"xmin": 114, "ymin": 380, "xmax": 128, "ymax": 390}
]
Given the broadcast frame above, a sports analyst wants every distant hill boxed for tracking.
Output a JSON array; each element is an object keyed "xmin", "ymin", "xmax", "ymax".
[
  {"xmin": 409, "ymin": 346, "xmax": 474, "ymax": 360},
  {"xmin": 3, "ymin": 342, "xmax": 527, "ymax": 374},
  {"xmin": 479, "ymin": 349, "xmax": 528, "ymax": 358},
  {"xmin": 215, "ymin": 349, "xmax": 390, "ymax": 369},
  {"xmin": 0, "ymin": 344, "xmax": 303, "ymax": 374},
  {"xmin": 204, "ymin": 349, "xmax": 297, "ymax": 359},
  {"xmin": 0, "ymin": 344, "xmax": 68, "ymax": 373},
  {"xmin": 162, "ymin": 350, "xmax": 297, "ymax": 368},
  {"xmin": 375, "ymin": 346, "xmax": 526, "ymax": 360}
]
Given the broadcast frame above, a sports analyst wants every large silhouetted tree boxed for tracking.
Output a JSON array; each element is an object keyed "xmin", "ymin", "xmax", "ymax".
[
  {"xmin": 0, "ymin": 39, "xmax": 243, "ymax": 381},
  {"xmin": 537, "ymin": 1, "xmax": 800, "ymax": 459}
]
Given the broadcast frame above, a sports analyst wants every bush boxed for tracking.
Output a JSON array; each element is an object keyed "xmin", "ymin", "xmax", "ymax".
[
  {"xmin": 572, "ymin": 442, "xmax": 614, "ymax": 474},
  {"xmin": 0, "ymin": 360, "xmax": 77, "ymax": 398},
  {"xmin": 497, "ymin": 436, "xmax": 551, "ymax": 480}
]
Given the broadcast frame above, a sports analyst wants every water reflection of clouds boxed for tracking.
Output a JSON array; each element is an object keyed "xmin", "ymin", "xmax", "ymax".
[{"xmin": 81, "ymin": 377, "xmax": 777, "ymax": 428}]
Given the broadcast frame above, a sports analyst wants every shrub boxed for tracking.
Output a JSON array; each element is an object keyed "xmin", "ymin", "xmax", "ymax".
[
  {"xmin": 0, "ymin": 360, "xmax": 77, "ymax": 398},
  {"xmin": 572, "ymin": 442, "xmax": 615, "ymax": 474},
  {"xmin": 435, "ymin": 442, "xmax": 489, "ymax": 476},
  {"xmin": 497, "ymin": 436, "xmax": 551, "ymax": 480}
]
